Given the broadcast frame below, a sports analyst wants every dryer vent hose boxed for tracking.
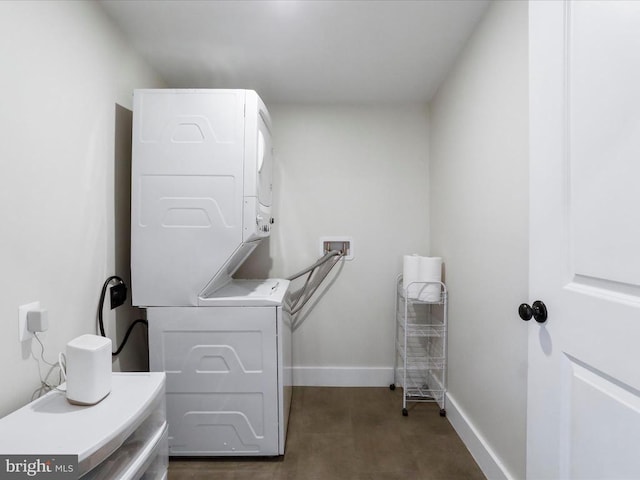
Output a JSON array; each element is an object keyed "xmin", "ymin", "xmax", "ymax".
[{"xmin": 286, "ymin": 250, "xmax": 344, "ymax": 315}]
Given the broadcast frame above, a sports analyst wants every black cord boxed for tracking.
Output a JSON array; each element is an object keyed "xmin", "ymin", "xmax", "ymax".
[
  {"xmin": 98, "ymin": 275, "xmax": 147, "ymax": 356},
  {"xmin": 98, "ymin": 275, "xmax": 124, "ymax": 337},
  {"xmin": 112, "ymin": 319, "xmax": 148, "ymax": 356}
]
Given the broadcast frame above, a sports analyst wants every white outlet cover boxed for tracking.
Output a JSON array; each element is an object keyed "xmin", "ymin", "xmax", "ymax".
[{"xmin": 19, "ymin": 301, "xmax": 40, "ymax": 342}]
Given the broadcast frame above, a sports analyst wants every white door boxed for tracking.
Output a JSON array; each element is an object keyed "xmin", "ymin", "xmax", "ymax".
[{"xmin": 528, "ymin": 1, "xmax": 640, "ymax": 478}]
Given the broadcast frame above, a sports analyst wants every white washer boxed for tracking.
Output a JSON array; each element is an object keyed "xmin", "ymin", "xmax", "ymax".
[{"xmin": 147, "ymin": 279, "xmax": 292, "ymax": 456}]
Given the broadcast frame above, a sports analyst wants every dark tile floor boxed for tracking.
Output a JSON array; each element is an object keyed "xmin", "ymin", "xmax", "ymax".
[{"xmin": 168, "ymin": 387, "xmax": 486, "ymax": 480}]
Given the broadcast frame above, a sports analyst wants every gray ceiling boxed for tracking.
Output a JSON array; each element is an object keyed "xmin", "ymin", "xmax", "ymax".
[{"xmin": 99, "ymin": 0, "xmax": 489, "ymax": 105}]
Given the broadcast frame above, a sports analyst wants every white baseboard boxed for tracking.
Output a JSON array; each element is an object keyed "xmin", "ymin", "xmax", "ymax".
[
  {"xmin": 446, "ymin": 393, "xmax": 513, "ymax": 480},
  {"xmin": 292, "ymin": 366, "xmax": 394, "ymax": 387}
]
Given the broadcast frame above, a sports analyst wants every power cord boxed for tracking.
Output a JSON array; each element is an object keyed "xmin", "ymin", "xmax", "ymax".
[
  {"xmin": 112, "ymin": 319, "xmax": 148, "ymax": 356},
  {"xmin": 31, "ymin": 332, "xmax": 65, "ymax": 399},
  {"xmin": 98, "ymin": 275, "xmax": 124, "ymax": 337},
  {"xmin": 98, "ymin": 276, "xmax": 148, "ymax": 357}
]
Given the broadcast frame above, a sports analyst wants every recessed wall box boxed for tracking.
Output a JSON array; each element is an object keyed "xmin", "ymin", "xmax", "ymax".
[{"xmin": 320, "ymin": 236, "xmax": 354, "ymax": 260}]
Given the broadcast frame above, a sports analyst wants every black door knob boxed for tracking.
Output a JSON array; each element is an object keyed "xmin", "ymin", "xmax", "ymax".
[{"xmin": 518, "ymin": 301, "xmax": 548, "ymax": 323}]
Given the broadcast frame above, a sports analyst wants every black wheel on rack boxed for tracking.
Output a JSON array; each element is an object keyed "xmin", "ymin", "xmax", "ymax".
[
  {"xmin": 439, "ymin": 409, "xmax": 446, "ymax": 417},
  {"xmin": 402, "ymin": 408, "xmax": 408, "ymax": 417},
  {"xmin": 389, "ymin": 384, "xmax": 396, "ymax": 391}
]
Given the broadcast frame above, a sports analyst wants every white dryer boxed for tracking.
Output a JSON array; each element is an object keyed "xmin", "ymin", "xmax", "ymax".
[{"xmin": 131, "ymin": 89, "xmax": 275, "ymax": 307}]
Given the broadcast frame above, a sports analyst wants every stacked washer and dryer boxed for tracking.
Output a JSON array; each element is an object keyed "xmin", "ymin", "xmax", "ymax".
[{"xmin": 131, "ymin": 89, "xmax": 292, "ymax": 456}]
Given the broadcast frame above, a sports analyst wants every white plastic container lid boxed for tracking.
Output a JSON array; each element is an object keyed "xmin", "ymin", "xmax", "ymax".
[{"xmin": 0, "ymin": 372, "xmax": 165, "ymax": 474}]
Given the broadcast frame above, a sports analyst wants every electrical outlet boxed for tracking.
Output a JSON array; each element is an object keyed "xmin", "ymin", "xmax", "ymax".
[
  {"xmin": 19, "ymin": 301, "xmax": 40, "ymax": 342},
  {"xmin": 110, "ymin": 283, "xmax": 128, "ymax": 309}
]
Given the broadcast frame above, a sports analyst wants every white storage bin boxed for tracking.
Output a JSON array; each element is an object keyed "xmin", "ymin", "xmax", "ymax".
[{"xmin": 0, "ymin": 373, "xmax": 167, "ymax": 480}]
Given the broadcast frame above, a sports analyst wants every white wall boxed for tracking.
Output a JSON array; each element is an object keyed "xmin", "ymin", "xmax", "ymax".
[
  {"xmin": 429, "ymin": 1, "xmax": 529, "ymax": 479},
  {"xmin": 0, "ymin": 1, "xmax": 163, "ymax": 417},
  {"xmin": 239, "ymin": 105, "xmax": 430, "ymax": 385}
]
